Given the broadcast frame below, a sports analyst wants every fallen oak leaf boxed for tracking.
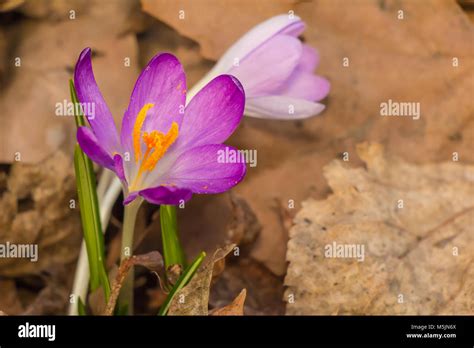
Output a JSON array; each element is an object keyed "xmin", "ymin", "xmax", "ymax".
[
  {"xmin": 212, "ymin": 243, "xmax": 237, "ymax": 280},
  {"xmin": 104, "ymin": 251, "xmax": 164, "ymax": 315},
  {"xmin": 165, "ymin": 264, "xmax": 184, "ymax": 286},
  {"xmin": 167, "ymin": 244, "xmax": 235, "ymax": 316},
  {"xmin": 210, "ymin": 289, "xmax": 246, "ymax": 316},
  {"xmin": 284, "ymin": 142, "xmax": 474, "ymax": 315}
]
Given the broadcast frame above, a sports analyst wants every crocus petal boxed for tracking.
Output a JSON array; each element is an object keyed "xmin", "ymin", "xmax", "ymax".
[
  {"xmin": 245, "ymin": 96, "xmax": 325, "ymax": 120},
  {"xmin": 211, "ymin": 14, "xmax": 304, "ymax": 75},
  {"xmin": 139, "ymin": 186, "xmax": 193, "ymax": 205},
  {"xmin": 120, "ymin": 53, "xmax": 186, "ymax": 155},
  {"xmin": 299, "ymin": 45, "xmax": 320, "ymax": 72},
  {"xmin": 228, "ymin": 35, "xmax": 302, "ymax": 97},
  {"xmin": 280, "ymin": 72, "xmax": 331, "ymax": 102},
  {"xmin": 74, "ymin": 48, "xmax": 120, "ymax": 155},
  {"xmin": 113, "ymin": 154, "xmax": 126, "ymax": 183},
  {"xmin": 174, "ymin": 75, "xmax": 245, "ymax": 151},
  {"xmin": 159, "ymin": 144, "xmax": 246, "ymax": 194},
  {"xmin": 123, "ymin": 192, "xmax": 139, "ymax": 205},
  {"xmin": 77, "ymin": 126, "xmax": 115, "ymax": 170},
  {"xmin": 279, "ymin": 17, "xmax": 305, "ymax": 37}
]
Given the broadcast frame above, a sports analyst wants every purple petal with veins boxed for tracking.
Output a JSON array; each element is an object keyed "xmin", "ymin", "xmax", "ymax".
[
  {"xmin": 120, "ymin": 53, "xmax": 186, "ymax": 157},
  {"xmin": 74, "ymin": 48, "xmax": 120, "ymax": 155},
  {"xmin": 158, "ymin": 144, "xmax": 247, "ymax": 194},
  {"xmin": 74, "ymin": 48, "xmax": 246, "ymax": 205},
  {"xmin": 139, "ymin": 186, "xmax": 193, "ymax": 206},
  {"xmin": 76, "ymin": 126, "xmax": 115, "ymax": 171}
]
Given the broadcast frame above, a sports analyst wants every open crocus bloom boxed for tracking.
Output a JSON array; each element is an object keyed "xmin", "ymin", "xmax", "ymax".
[
  {"xmin": 188, "ymin": 14, "xmax": 330, "ymax": 120},
  {"xmin": 75, "ymin": 48, "xmax": 246, "ymax": 205}
]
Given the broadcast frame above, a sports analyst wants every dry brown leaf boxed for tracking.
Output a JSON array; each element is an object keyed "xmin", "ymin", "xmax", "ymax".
[
  {"xmin": 0, "ymin": 27, "xmax": 6, "ymax": 80},
  {"xmin": 284, "ymin": 142, "xmax": 474, "ymax": 314},
  {"xmin": 147, "ymin": 287, "xmax": 167, "ymax": 310},
  {"xmin": 17, "ymin": 267, "xmax": 73, "ymax": 315},
  {"xmin": 168, "ymin": 244, "xmax": 235, "ymax": 316},
  {"xmin": 210, "ymin": 289, "xmax": 246, "ymax": 316},
  {"xmin": 0, "ymin": 0, "xmax": 23, "ymax": 12},
  {"xmin": 0, "ymin": 279, "xmax": 24, "ymax": 314},
  {"xmin": 104, "ymin": 251, "xmax": 164, "ymax": 315},
  {"xmin": 0, "ymin": 151, "xmax": 82, "ymax": 276},
  {"xmin": 138, "ymin": 19, "xmax": 213, "ymax": 88},
  {"xmin": 17, "ymin": 0, "xmax": 85, "ymax": 19},
  {"xmin": 138, "ymin": 192, "xmax": 260, "ymax": 313},
  {"xmin": 22, "ymin": 277, "xmax": 71, "ymax": 315},
  {"xmin": 139, "ymin": 192, "xmax": 259, "ymax": 264},
  {"xmin": 226, "ymin": 193, "xmax": 260, "ymax": 247},
  {"xmin": 210, "ymin": 257, "xmax": 285, "ymax": 315},
  {"xmin": 141, "ymin": 0, "xmax": 296, "ymax": 60},
  {"xmin": 0, "ymin": 0, "xmax": 141, "ymax": 163}
]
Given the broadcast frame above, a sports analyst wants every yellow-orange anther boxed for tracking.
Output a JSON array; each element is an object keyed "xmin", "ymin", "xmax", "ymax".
[
  {"xmin": 142, "ymin": 122, "xmax": 179, "ymax": 171},
  {"xmin": 133, "ymin": 103, "xmax": 154, "ymax": 163},
  {"xmin": 129, "ymin": 104, "xmax": 179, "ymax": 192}
]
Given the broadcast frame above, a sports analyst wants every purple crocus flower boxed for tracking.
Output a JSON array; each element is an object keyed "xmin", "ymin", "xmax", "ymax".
[
  {"xmin": 74, "ymin": 48, "xmax": 246, "ymax": 205},
  {"xmin": 188, "ymin": 14, "xmax": 330, "ymax": 120}
]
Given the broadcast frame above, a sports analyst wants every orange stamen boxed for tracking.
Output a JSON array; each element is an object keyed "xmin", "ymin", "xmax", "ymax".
[
  {"xmin": 129, "ymin": 104, "xmax": 179, "ymax": 191},
  {"xmin": 133, "ymin": 103, "xmax": 154, "ymax": 163}
]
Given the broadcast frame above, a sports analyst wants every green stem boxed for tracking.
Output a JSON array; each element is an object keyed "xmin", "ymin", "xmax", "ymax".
[
  {"xmin": 118, "ymin": 197, "xmax": 143, "ymax": 314},
  {"xmin": 160, "ymin": 205, "xmax": 186, "ymax": 269}
]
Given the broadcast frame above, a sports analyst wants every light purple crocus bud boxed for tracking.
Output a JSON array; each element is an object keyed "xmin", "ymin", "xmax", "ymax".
[{"xmin": 187, "ymin": 14, "xmax": 330, "ymax": 120}]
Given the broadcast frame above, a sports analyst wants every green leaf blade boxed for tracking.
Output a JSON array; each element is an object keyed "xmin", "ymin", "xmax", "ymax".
[
  {"xmin": 69, "ymin": 79, "xmax": 86, "ymax": 128},
  {"xmin": 71, "ymin": 80, "xmax": 110, "ymax": 301},
  {"xmin": 158, "ymin": 251, "xmax": 206, "ymax": 316}
]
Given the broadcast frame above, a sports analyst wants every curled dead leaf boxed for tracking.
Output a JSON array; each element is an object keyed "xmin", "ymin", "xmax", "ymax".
[
  {"xmin": 168, "ymin": 244, "xmax": 235, "ymax": 316},
  {"xmin": 210, "ymin": 289, "xmax": 246, "ymax": 316}
]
